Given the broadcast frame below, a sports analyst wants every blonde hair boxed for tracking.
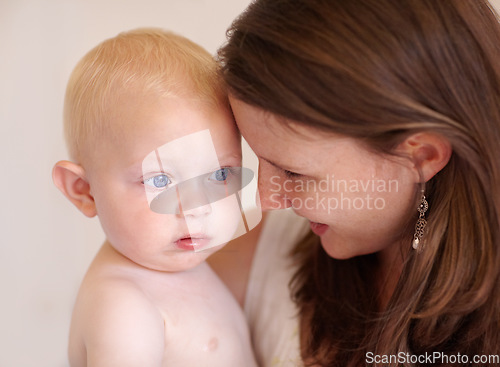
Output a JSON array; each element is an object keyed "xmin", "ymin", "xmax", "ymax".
[
  {"xmin": 64, "ymin": 28, "xmax": 226, "ymax": 162},
  {"xmin": 220, "ymin": 0, "xmax": 500, "ymax": 365}
]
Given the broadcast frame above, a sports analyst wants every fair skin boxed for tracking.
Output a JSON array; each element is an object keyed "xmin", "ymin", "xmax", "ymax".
[
  {"xmin": 53, "ymin": 91, "xmax": 257, "ymax": 367},
  {"xmin": 211, "ymin": 96, "xmax": 451, "ymax": 308}
]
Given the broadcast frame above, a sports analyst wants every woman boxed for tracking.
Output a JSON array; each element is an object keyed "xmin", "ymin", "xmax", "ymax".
[{"xmin": 210, "ymin": 0, "xmax": 500, "ymax": 366}]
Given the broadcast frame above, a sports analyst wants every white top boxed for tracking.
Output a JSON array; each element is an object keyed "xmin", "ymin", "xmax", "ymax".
[{"xmin": 244, "ymin": 209, "xmax": 310, "ymax": 367}]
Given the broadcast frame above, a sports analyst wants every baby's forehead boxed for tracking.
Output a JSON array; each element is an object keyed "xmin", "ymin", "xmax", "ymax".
[
  {"xmin": 143, "ymin": 129, "xmax": 219, "ymax": 164},
  {"xmin": 95, "ymin": 87, "xmax": 238, "ymax": 163}
]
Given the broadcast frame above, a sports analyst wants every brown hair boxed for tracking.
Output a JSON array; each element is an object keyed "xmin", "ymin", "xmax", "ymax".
[{"xmin": 219, "ymin": 0, "xmax": 500, "ymax": 365}]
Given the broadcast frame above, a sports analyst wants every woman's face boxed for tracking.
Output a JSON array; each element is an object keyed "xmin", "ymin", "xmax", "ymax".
[{"xmin": 230, "ymin": 96, "xmax": 419, "ymax": 260}]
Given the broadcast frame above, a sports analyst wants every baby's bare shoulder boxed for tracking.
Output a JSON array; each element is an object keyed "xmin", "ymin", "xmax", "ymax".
[{"xmin": 70, "ymin": 273, "xmax": 166, "ymax": 366}]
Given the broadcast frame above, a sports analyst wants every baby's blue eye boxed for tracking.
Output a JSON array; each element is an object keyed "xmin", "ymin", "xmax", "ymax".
[
  {"xmin": 210, "ymin": 168, "xmax": 230, "ymax": 182},
  {"xmin": 144, "ymin": 174, "xmax": 171, "ymax": 188}
]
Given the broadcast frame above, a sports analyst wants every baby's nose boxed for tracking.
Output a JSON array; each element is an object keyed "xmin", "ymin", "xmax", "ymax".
[{"xmin": 177, "ymin": 179, "xmax": 212, "ymax": 217}]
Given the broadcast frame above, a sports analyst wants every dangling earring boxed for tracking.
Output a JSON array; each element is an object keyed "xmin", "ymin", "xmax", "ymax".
[{"xmin": 412, "ymin": 190, "xmax": 428, "ymax": 251}]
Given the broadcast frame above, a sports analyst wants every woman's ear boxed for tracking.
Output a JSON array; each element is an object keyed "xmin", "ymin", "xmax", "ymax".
[
  {"xmin": 52, "ymin": 161, "xmax": 97, "ymax": 218},
  {"xmin": 397, "ymin": 132, "xmax": 452, "ymax": 182}
]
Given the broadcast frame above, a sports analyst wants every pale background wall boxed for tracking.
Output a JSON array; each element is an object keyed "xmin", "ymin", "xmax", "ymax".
[
  {"xmin": 2, "ymin": 1, "xmax": 500, "ymax": 366},
  {"xmin": 0, "ymin": 1, "xmax": 252, "ymax": 366}
]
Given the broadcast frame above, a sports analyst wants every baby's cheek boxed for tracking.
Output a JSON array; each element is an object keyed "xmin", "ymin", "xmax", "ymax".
[
  {"xmin": 213, "ymin": 195, "xmax": 240, "ymax": 221},
  {"xmin": 212, "ymin": 197, "xmax": 243, "ymax": 236}
]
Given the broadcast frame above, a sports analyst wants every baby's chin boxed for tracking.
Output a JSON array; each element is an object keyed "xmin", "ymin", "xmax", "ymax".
[{"xmin": 147, "ymin": 245, "xmax": 226, "ymax": 273}]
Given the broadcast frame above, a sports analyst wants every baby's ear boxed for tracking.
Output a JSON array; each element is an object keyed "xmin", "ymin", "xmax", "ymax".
[{"xmin": 52, "ymin": 161, "xmax": 97, "ymax": 218}]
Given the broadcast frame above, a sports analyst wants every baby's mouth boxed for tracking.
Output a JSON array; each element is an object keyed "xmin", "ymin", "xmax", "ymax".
[{"xmin": 174, "ymin": 235, "xmax": 211, "ymax": 251}]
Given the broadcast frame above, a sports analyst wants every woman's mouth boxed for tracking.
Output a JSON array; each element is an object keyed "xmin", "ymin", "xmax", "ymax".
[{"xmin": 310, "ymin": 221, "xmax": 329, "ymax": 236}]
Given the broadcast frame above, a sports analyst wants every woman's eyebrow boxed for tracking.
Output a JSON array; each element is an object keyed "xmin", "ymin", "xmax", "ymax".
[{"xmin": 261, "ymin": 156, "xmax": 297, "ymax": 172}]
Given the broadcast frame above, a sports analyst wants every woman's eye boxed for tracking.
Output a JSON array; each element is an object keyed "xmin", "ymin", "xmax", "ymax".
[
  {"xmin": 144, "ymin": 174, "xmax": 171, "ymax": 189},
  {"xmin": 209, "ymin": 168, "xmax": 230, "ymax": 182},
  {"xmin": 283, "ymin": 169, "xmax": 300, "ymax": 178}
]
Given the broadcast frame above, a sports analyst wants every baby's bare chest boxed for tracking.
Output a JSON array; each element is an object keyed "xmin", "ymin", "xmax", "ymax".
[{"xmin": 145, "ymin": 266, "xmax": 256, "ymax": 366}]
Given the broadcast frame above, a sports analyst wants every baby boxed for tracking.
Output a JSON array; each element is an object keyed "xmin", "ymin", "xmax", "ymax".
[{"xmin": 53, "ymin": 28, "xmax": 258, "ymax": 366}]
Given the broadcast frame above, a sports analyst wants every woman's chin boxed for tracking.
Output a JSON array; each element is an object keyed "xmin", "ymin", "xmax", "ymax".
[{"xmin": 319, "ymin": 237, "xmax": 357, "ymax": 260}]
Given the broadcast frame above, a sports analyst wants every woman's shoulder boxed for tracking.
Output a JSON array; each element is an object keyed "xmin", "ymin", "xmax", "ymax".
[
  {"xmin": 246, "ymin": 209, "xmax": 309, "ymax": 298},
  {"xmin": 245, "ymin": 209, "xmax": 308, "ymax": 367}
]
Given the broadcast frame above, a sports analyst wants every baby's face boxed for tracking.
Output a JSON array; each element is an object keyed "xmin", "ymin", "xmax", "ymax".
[{"xmin": 85, "ymin": 92, "xmax": 244, "ymax": 272}]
